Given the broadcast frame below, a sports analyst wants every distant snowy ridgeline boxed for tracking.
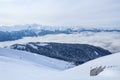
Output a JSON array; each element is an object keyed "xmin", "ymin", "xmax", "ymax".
[
  {"xmin": 0, "ymin": 24, "xmax": 120, "ymax": 42},
  {"xmin": 0, "ymin": 24, "xmax": 120, "ymax": 32},
  {"xmin": 9, "ymin": 42, "xmax": 112, "ymax": 65}
]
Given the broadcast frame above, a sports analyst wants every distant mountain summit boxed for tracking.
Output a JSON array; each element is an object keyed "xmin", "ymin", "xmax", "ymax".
[{"xmin": 9, "ymin": 42, "xmax": 112, "ymax": 65}]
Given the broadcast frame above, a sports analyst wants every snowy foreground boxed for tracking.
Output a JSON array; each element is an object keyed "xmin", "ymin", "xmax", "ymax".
[
  {"xmin": 0, "ymin": 48, "xmax": 120, "ymax": 80},
  {"xmin": 0, "ymin": 48, "xmax": 75, "ymax": 70}
]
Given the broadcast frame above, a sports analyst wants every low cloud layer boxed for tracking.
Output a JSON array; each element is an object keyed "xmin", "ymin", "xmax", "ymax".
[{"xmin": 0, "ymin": 32, "xmax": 120, "ymax": 53}]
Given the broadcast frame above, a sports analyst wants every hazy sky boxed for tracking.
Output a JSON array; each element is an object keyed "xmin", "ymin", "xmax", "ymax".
[{"xmin": 0, "ymin": 0, "xmax": 120, "ymax": 27}]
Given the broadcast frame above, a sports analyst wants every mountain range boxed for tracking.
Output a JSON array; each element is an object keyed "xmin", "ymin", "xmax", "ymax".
[{"xmin": 0, "ymin": 24, "xmax": 120, "ymax": 42}]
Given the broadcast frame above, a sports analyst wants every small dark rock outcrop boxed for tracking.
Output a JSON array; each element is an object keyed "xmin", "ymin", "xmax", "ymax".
[{"xmin": 90, "ymin": 66, "xmax": 106, "ymax": 76}]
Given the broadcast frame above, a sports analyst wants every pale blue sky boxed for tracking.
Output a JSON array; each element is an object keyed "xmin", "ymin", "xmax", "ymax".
[{"xmin": 0, "ymin": 0, "xmax": 120, "ymax": 28}]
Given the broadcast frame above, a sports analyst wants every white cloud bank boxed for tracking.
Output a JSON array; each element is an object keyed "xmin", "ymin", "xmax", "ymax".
[{"xmin": 0, "ymin": 32, "xmax": 120, "ymax": 53}]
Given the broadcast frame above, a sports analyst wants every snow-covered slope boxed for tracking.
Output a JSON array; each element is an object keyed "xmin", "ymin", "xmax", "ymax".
[
  {"xmin": 0, "ymin": 48, "xmax": 75, "ymax": 70},
  {"xmin": 0, "ymin": 56, "xmax": 58, "ymax": 80},
  {"xmin": 60, "ymin": 52, "xmax": 120, "ymax": 80},
  {"xmin": 0, "ymin": 48, "xmax": 120, "ymax": 80}
]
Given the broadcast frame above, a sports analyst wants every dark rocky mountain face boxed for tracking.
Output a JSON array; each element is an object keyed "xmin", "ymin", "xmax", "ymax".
[{"xmin": 9, "ymin": 42, "xmax": 112, "ymax": 65}]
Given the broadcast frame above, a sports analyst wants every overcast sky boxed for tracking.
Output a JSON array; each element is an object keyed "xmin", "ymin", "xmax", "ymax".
[{"xmin": 0, "ymin": 0, "xmax": 120, "ymax": 28}]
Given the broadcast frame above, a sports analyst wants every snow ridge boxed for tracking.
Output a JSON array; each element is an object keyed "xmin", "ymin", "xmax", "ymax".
[{"xmin": 0, "ymin": 48, "xmax": 75, "ymax": 70}]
